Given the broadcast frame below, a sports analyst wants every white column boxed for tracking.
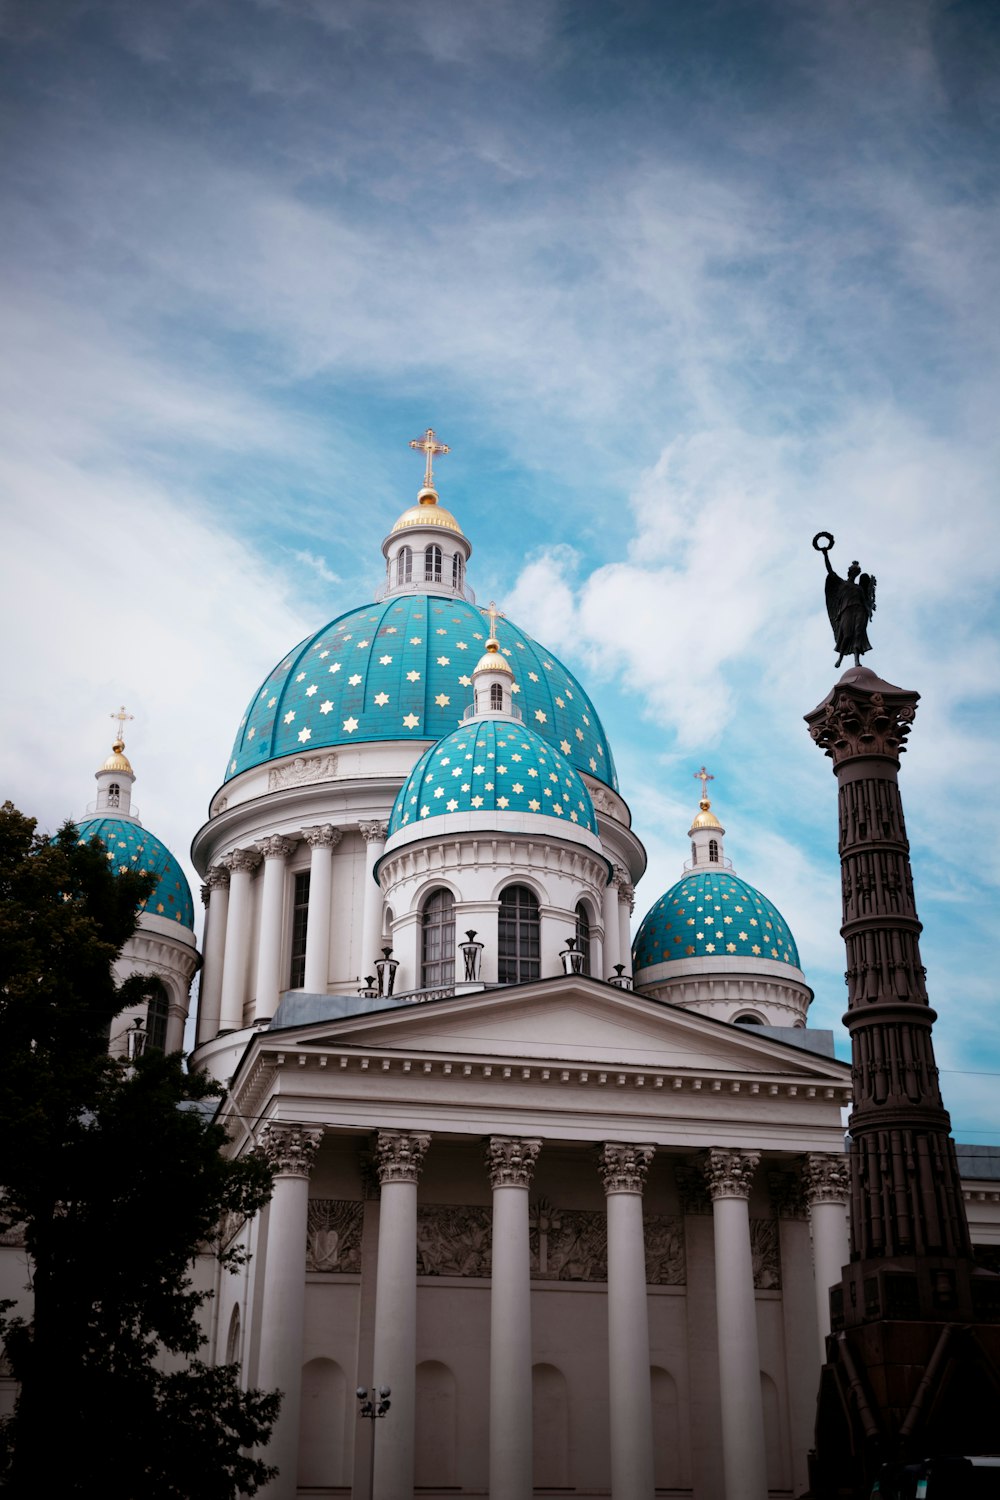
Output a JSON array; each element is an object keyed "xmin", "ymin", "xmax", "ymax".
[
  {"xmin": 219, "ymin": 848, "xmax": 261, "ymax": 1032},
  {"xmin": 197, "ymin": 866, "xmax": 230, "ymax": 1044},
  {"xmin": 164, "ymin": 987, "xmax": 187, "ymax": 1053},
  {"xmin": 616, "ymin": 871, "xmax": 634, "ymax": 975},
  {"xmin": 302, "ymin": 825, "xmax": 341, "ymax": 993},
  {"xmin": 603, "ymin": 878, "xmax": 621, "ymax": 975},
  {"xmin": 255, "ymin": 1122, "xmax": 324, "ymax": 1500},
  {"xmin": 601, "ymin": 1142, "xmax": 656, "ymax": 1500},
  {"xmin": 703, "ymin": 1148, "xmax": 768, "ymax": 1500},
  {"xmin": 487, "ymin": 1136, "xmax": 542, "ymax": 1500},
  {"xmin": 359, "ymin": 821, "xmax": 388, "ymax": 981},
  {"xmin": 371, "ymin": 1129, "xmax": 430, "ymax": 1500},
  {"xmin": 252, "ymin": 835, "xmax": 297, "ymax": 1023},
  {"xmin": 803, "ymin": 1153, "xmax": 851, "ymax": 1365}
]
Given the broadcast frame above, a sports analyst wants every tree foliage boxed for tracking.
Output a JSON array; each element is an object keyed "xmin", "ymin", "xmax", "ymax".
[{"xmin": 0, "ymin": 803, "xmax": 278, "ymax": 1497}]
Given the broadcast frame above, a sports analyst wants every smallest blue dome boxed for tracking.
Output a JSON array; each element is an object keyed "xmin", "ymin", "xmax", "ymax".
[
  {"xmin": 389, "ymin": 719, "xmax": 598, "ymax": 837},
  {"xmin": 75, "ymin": 817, "xmax": 195, "ymax": 930},
  {"xmin": 633, "ymin": 870, "xmax": 799, "ymax": 971}
]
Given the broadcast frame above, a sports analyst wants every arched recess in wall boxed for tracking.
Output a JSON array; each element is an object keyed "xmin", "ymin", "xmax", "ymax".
[
  {"xmin": 650, "ymin": 1365, "xmax": 686, "ymax": 1489},
  {"xmin": 532, "ymin": 1362, "xmax": 569, "ymax": 1488},
  {"xmin": 760, "ymin": 1370, "xmax": 789, "ymax": 1492},
  {"xmin": 298, "ymin": 1357, "xmax": 347, "ymax": 1488},
  {"xmin": 415, "ymin": 1361, "xmax": 457, "ymax": 1486},
  {"xmin": 225, "ymin": 1304, "xmax": 241, "ymax": 1368}
]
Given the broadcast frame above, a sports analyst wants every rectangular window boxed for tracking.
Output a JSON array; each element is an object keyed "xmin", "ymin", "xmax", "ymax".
[{"xmin": 289, "ymin": 870, "xmax": 311, "ymax": 988}]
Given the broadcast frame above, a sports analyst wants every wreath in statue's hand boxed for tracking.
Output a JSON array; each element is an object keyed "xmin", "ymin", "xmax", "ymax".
[{"xmin": 812, "ymin": 531, "xmax": 835, "ymax": 553}]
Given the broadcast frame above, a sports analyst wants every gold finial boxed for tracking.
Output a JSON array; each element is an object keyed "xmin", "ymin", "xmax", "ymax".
[
  {"xmin": 110, "ymin": 704, "xmax": 134, "ymax": 754},
  {"xmin": 408, "ymin": 427, "xmax": 450, "ymax": 493},
  {"xmin": 694, "ymin": 765, "xmax": 714, "ymax": 809},
  {"xmin": 481, "ymin": 599, "xmax": 505, "ymax": 649}
]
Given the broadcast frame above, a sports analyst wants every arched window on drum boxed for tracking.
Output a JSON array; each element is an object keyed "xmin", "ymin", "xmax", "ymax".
[
  {"xmin": 421, "ymin": 888, "xmax": 455, "ymax": 988},
  {"xmin": 574, "ymin": 902, "xmax": 592, "ymax": 976},
  {"xmin": 498, "ymin": 885, "xmax": 540, "ymax": 984}
]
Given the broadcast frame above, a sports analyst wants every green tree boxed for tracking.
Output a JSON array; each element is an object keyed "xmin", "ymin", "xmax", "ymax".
[{"xmin": 0, "ymin": 802, "xmax": 279, "ymax": 1497}]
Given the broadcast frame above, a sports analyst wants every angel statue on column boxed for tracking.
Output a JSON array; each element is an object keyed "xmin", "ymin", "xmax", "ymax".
[{"xmin": 813, "ymin": 532, "xmax": 877, "ymax": 668}]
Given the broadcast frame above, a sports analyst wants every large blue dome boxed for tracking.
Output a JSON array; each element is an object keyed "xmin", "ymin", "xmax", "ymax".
[
  {"xmin": 633, "ymin": 870, "xmax": 799, "ymax": 970},
  {"xmin": 226, "ymin": 594, "xmax": 617, "ymax": 791},
  {"xmin": 75, "ymin": 817, "xmax": 195, "ymax": 930},
  {"xmin": 388, "ymin": 718, "xmax": 599, "ymax": 837}
]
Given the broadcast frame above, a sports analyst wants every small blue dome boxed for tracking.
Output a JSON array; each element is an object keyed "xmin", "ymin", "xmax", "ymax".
[
  {"xmin": 633, "ymin": 870, "xmax": 799, "ymax": 970},
  {"xmin": 75, "ymin": 817, "xmax": 195, "ymax": 930},
  {"xmin": 226, "ymin": 594, "xmax": 617, "ymax": 791},
  {"xmin": 388, "ymin": 718, "xmax": 598, "ymax": 837}
]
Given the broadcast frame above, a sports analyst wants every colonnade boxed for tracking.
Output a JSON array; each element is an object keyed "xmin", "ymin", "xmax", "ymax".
[
  {"xmin": 197, "ymin": 821, "xmax": 389, "ymax": 1043},
  {"xmin": 248, "ymin": 1124, "xmax": 850, "ymax": 1500},
  {"xmin": 196, "ymin": 821, "xmax": 636, "ymax": 1043}
]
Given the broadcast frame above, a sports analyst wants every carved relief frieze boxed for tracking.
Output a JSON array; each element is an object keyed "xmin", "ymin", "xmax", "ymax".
[
  {"xmin": 306, "ymin": 1198, "xmax": 364, "ymax": 1273},
  {"xmin": 416, "ymin": 1205, "xmax": 492, "ymax": 1277},
  {"xmin": 644, "ymin": 1216, "xmax": 687, "ymax": 1285},
  {"xmin": 268, "ymin": 754, "xmax": 340, "ymax": 791},
  {"xmin": 750, "ymin": 1217, "xmax": 782, "ymax": 1289},
  {"xmin": 530, "ymin": 1206, "xmax": 607, "ymax": 1281}
]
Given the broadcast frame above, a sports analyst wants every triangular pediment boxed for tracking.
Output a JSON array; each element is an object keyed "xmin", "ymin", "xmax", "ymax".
[{"xmin": 264, "ymin": 979, "xmax": 849, "ymax": 1082}]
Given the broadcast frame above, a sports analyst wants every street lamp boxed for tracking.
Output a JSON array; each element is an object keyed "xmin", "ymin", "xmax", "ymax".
[{"xmin": 356, "ymin": 1384, "xmax": 391, "ymax": 1498}]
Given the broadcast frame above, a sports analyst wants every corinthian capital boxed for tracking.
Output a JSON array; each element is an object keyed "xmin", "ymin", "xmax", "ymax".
[
  {"xmin": 805, "ymin": 676, "xmax": 918, "ymax": 766},
  {"xmin": 803, "ymin": 1152, "xmax": 850, "ymax": 1206},
  {"xmin": 302, "ymin": 824, "xmax": 342, "ymax": 850},
  {"xmin": 256, "ymin": 834, "xmax": 298, "ymax": 861},
  {"xmin": 375, "ymin": 1129, "xmax": 430, "ymax": 1185},
  {"xmin": 702, "ymin": 1147, "xmax": 759, "ymax": 1201},
  {"xmin": 486, "ymin": 1136, "xmax": 541, "ymax": 1189},
  {"xmin": 359, "ymin": 820, "xmax": 390, "ymax": 845},
  {"xmin": 203, "ymin": 864, "xmax": 231, "ymax": 894},
  {"xmin": 256, "ymin": 1121, "xmax": 323, "ymax": 1178},
  {"xmin": 599, "ymin": 1142, "xmax": 655, "ymax": 1195},
  {"xmin": 222, "ymin": 846, "xmax": 262, "ymax": 876}
]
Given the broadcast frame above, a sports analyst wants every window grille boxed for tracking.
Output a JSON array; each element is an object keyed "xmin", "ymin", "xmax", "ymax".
[
  {"xmin": 289, "ymin": 870, "xmax": 310, "ymax": 988},
  {"xmin": 396, "ymin": 546, "xmax": 413, "ymax": 585},
  {"xmin": 498, "ymin": 885, "xmax": 540, "ymax": 984},
  {"xmin": 425, "ymin": 544, "xmax": 442, "ymax": 582},
  {"xmin": 146, "ymin": 981, "xmax": 169, "ymax": 1052},
  {"xmin": 574, "ymin": 902, "xmax": 592, "ymax": 976},
  {"xmin": 421, "ymin": 888, "xmax": 455, "ymax": 987}
]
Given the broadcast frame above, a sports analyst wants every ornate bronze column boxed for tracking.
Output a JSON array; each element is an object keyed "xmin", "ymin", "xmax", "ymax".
[{"xmin": 805, "ymin": 666, "xmax": 1000, "ymax": 1488}]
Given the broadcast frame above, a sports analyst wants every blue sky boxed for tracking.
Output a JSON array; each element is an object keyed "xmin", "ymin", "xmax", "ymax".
[{"xmin": 2, "ymin": 0, "xmax": 998, "ymax": 1138}]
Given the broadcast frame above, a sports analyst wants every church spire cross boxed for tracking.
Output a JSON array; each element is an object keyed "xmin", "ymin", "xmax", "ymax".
[
  {"xmin": 408, "ymin": 427, "xmax": 450, "ymax": 490},
  {"xmin": 694, "ymin": 765, "xmax": 714, "ymax": 805},
  {"xmin": 110, "ymin": 704, "xmax": 134, "ymax": 749},
  {"xmin": 482, "ymin": 600, "xmax": 505, "ymax": 644}
]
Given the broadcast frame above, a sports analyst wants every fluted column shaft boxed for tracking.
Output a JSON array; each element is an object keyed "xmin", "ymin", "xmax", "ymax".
[
  {"xmin": 254, "ymin": 836, "xmax": 297, "ymax": 1023},
  {"xmin": 487, "ymin": 1137, "xmax": 541, "ymax": 1500},
  {"xmin": 255, "ymin": 1123, "xmax": 324, "ymax": 1500},
  {"xmin": 219, "ymin": 848, "xmax": 260, "ymax": 1032},
  {"xmin": 601, "ymin": 1143, "xmax": 656, "ymax": 1500},
  {"xmin": 197, "ymin": 866, "xmax": 229, "ymax": 1043},
  {"xmin": 804, "ymin": 1153, "xmax": 851, "ymax": 1363},
  {"xmin": 371, "ymin": 1130, "xmax": 430, "ymax": 1500},
  {"xmin": 704, "ymin": 1148, "xmax": 768, "ymax": 1500},
  {"xmin": 602, "ymin": 879, "xmax": 621, "ymax": 973},
  {"xmin": 359, "ymin": 821, "xmax": 388, "ymax": 979},
  {"xmin": 302, "ymin": 825, "xmax": 340, "ymax": 992}
]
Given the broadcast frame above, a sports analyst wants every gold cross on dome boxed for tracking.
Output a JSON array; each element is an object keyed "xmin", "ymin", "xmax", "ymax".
[
  {"xmin": 694, "ymin": 765, "xmax": 714, "ymax": 802},
  {"xmin": 110, "ymin": 705, "xmax": 134, "ymax": 745},
  {"xmin": 408, "ymin": 427, "xmax": 450, "ymax": 489},
  {"xmin": 482, "ymin": 600, "xmax": 505, "ymax": 641}
]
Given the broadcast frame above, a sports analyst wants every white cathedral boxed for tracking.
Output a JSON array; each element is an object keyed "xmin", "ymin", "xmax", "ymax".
[{"xmin": 6, "ymin": 435, "xmax": 999, "ymax": 1500}]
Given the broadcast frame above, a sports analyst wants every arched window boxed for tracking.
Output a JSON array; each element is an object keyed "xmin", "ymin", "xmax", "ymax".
[
  {"xmin": 490, "ymin": 682, "xmax": 503, "ymax": 710},
  {"xmin": 424, "ymin": 544, "xmax": 442, "ymax": 582},
  {"xmin": 146, "ymin": 981, "xmax": 169, "ymax": 1052},
  {"xmin": 452, "ymin": 553, "xmax": 464, "ymax": 590},
  {"xmin": 734, "ymin": 1013, "xmax": 764, "ymax": 1025},
  {"xmin": 709, "ymin": 838, "xmax": 719, "ymax": 863},
  {"xmin": 690, "ymin": 839, "xmax": 697, "ymax": 864},
  {"xmin": 421, "ymin": 888, "xmax": 455, "ymax": 988},
  {"xmin": 498, "ymin": 885, "xmax": 540, "ymax": 984},
  {"xmin": 289, "ymin": 870, "xmax": 310, "ymax": 988},
  {"xmin": 396, "ymin": 546, "xmax": 412, "ymax": 585},
  {"xmin": 107, "ymin": 782, "xmax": 120, "ymax": 807},
  {"xmin": 226, "ymin": 1305, "xmax": 242, "ymax": 1366},
  {"xmin": 574, "ymin": 902, "xmax": 591, "ymax": 976}
]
